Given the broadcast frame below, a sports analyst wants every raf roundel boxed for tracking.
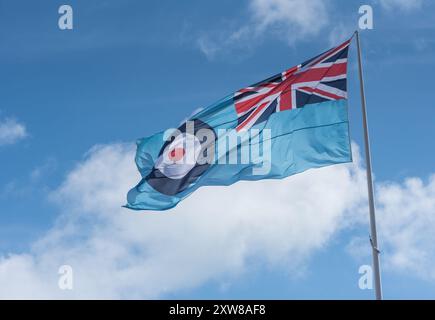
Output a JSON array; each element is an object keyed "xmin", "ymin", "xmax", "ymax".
[{"xmin": 146, "ymin": 119, "xmax": 215, "ymax": 196}]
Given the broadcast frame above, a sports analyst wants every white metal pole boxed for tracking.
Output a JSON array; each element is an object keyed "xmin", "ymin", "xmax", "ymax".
[{"xmin": 355, "ymin": 30, "xmax": 383, "ymax": 300}]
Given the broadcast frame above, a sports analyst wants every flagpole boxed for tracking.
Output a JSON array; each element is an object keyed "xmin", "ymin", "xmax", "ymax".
[{"xmin": 355, "ymin": 30, "xmax": 383, "ymax": 300}]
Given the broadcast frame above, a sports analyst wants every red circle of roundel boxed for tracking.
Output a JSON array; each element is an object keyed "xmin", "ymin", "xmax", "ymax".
[{"xmin": 169, "ymin": 148, "xmax": 185, "ymax": 162}]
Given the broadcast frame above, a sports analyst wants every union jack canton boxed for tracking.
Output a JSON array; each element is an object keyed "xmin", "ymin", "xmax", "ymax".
[{"xmin": 234, "ymin": 39, "xmax": 350, "ymax": 131}]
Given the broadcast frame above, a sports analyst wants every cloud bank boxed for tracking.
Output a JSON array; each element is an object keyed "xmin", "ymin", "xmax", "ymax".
[
  {"xmin": 0, "ymin": 143, "xmax": 367, "ymax": 299},
  {"xmin": 0, "ymin": 141, "xmax": 434, "ymax": 299}
]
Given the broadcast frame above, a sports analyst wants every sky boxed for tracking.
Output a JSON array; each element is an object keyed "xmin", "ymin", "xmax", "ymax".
[{"xmin": 0, "ymin": 0, "xmax": 435, "ymax": 299}]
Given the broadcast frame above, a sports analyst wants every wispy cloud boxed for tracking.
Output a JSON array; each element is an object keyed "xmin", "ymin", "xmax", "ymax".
[
  {"xmin": 0, "ymin": 118, "xmax": 27, "ymax": 146},
  {"xmin": 250, "ymin": 0, "xmax": 328, "ymax": 36},
  {"xmin": 379, "ymin": 0, "xmax": 425, "ymax": 11},
  {"xmin": 197, "ymin": 0, "xmax": 329, "ymax": 60},
  {"xmin": 196, "ymin": 0, "xmax": 429, "ymax": 59}
]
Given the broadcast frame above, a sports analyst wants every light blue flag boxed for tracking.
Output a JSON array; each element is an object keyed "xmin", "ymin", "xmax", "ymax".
[{"xmin": 126, "ymin": 38, "xmax": 353, "ymax": 211}]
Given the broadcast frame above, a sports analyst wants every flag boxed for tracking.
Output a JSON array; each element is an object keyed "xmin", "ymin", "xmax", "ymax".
[{"xmin": 126, "ymin": 38, "xmax": 353, "ymax": 211}]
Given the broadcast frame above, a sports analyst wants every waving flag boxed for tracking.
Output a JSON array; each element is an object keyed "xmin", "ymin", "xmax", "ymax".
[{"xmin": 126, "ymin": 38, "xmax": 352, "ymax": 211}]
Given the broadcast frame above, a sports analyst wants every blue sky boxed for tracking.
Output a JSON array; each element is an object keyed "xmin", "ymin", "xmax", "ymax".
[{"xmin": 0, "ymin": 0, "xmax": 435, "ymax": 299}]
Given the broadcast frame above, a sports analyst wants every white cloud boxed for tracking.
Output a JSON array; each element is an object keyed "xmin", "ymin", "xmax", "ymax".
[
  {"xmin": 250, "ymin": 0, "xmax": 328, "ymax": 36},
  {"xmin": 196, "ymin": 0, "xmax": 427, "ymax": 59},
  {"xmin": 0, "ymin": 118, "xmax": 27, "ymax": 146},
  {"xmin": 347, "ymin": 174, "xmax": 435, "ymax": 281},
  {"xmin": 376, "ymin": 175, "xmax": 435, "ymax": 279},
  {"xmin": 198, "ymin": 0, "xmax": 329, "ymax": 59},
  {"xmin": 0, "ymin": 143, "xmax": 368, "ymax": 299},
  {"xmin": 1, "ymin": 140, "xmax": 434, "ymax": 299},
  {"xmin": 379, "ymin": 0, "xmax": 424, "ymax": 11}
]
